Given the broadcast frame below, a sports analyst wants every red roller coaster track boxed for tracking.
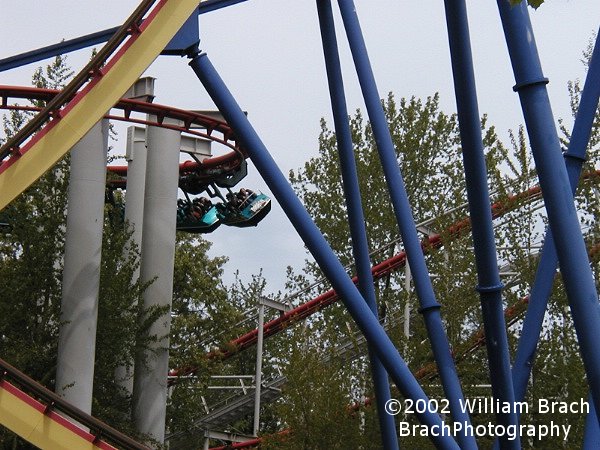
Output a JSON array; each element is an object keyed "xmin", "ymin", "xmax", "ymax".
[
  {"xmin": 0, "ymin": 85, "xmax": 248, "ymax": 184},
  {"xmin": 169, "ymin": 169, "xmax": 600, "ymax": 381}
]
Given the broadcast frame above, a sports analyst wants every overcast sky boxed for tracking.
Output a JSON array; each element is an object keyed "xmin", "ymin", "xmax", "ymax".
[{"xmin": 1, "ymin": 1, "xmax": 599, "ymax": 294}]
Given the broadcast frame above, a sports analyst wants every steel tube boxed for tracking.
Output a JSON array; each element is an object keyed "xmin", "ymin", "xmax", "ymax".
[
  {"xmin": 0, "ymin": 0, "xmax": 252, "ymax": 73},
  {"xmin": 132, "ymin": 120, "xmax": 181, "ymax": 443},
  {"xmin": 253, "ymin": 303, "xmax": 265, "ymax": 436},
  {"xmin": 443, "ymin": 1, "xmax": 518, "ymax": 447},
  {"xmin": 584, "ymin": 395, "xmax": 600, "ymax": 449},
  {"xmin": 316, "ymin": 1, "xmax": 397, "ymax": 446},
  {"xmin": 189, "ymin": 51, "xmax": 459, "ymax": 449},
  {"xmin": 55, "ymin": 120, "xmax": 109, "ymax": 413},
  {"xmin": 497, "ymin": 0, "xmax": 600, "ymax": 419},
  {"xmin": 336, "ymin": 0, "xmax": 471, "ymax": 442},
  {"xmin": 115, "ymin": 126, "xmax": 148, "ymax": 397},
  {"xmin": 511, "ymin": 27, "xmax": 600, "ymax": 404},
  {"xmin": 512, "ymin": 26, "xmax": 600, "ymax": 403}
]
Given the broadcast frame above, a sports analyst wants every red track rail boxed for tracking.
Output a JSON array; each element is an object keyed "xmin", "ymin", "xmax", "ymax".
[
  {"xmin": 210, "ymin": 240, "xmax": 600, "ymax": 449},
  {"xmin": 0, "ymin": 0, "xmax": 156, "ymax": 163},
  {"xmin": 169, "ymin": 169, "xmax": 600, "ymax": 380},
  {"xmin": 0, "ymin": 85, "xmax": 247, "ymax": 182}
]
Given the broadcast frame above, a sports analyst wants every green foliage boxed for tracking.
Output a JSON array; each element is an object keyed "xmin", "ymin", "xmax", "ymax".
[
  {"xmin": 288, "ymin": 93, "xmax": 506, "ymax": 342},
  {"xmin": 0, "ymin": 57, "xmax": 71, "ymax": 448},
  {"xmin": 167, "ymin": 271, "xmax": 281, "ymax": 443},
  {"xmin": 290, "ymin": 94, "xmax": 464, "ymax": 267},
  {"xmin": 31, "ymin": 54, "xmax": 74, "ymax": 91},
  {"xmin": 0, "ymin": 61, "xmax": 71, "ymax": 378},
  {"xmin": 263, "ymin": 329, "xmax": 381, "ymax": 449},
  {"xmin": 0, "ymin": 144, "xmax": 67, "ymax": 381},
  {"xmin": 510, "ymin": 0, "xmax": 545, "ymax": 9},
  {"xmin": 0, "ymin": 55, "xmax": 241, "ymax": 446},
  {"xmin": 276, "ymin": 76, "xmax": 600, "ymax": 447},
  {"xmin": 166, "ymin": 234, "xmax": 239, "ymax": 434},
  {"xmin": 92, "ymin": 203, "xmax": 149, "ymax": 434}
]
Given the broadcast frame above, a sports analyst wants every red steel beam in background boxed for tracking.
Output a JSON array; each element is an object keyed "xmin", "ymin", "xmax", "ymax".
[{"xmin": 171, "ymin": 171, "xmax": 600, "ymax": 380}]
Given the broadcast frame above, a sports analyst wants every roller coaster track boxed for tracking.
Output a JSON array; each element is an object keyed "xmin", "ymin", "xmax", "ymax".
[
  {"xmin": 182, "ymin": 242, "xmax": 600, "ymax": 449},
  {"xmin": 0, "ymin": 358, "xmax": 148, "ymax": 450},
  {"xmin": 168, "ymin": 296, "xmax": 534, "ymax": 444},
  {"xmin": 169, "ymin": 169, "xmax": 600, "ymax": 381},
  {"xmin": 0, "ymin": 85, "xmax": 247, "ymax": 189},
  {"xmin": 0, "ymin": 0, "xmax": 220, "ymax": 447},
  {"xmin": 0, "ymin": 0, "xmax": 203, "ymax": 211}
]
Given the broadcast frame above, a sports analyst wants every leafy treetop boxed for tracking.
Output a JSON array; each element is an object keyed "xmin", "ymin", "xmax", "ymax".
[{"xmin": 511, "ymin": 0, "xmax": 544, "ymax": 8}]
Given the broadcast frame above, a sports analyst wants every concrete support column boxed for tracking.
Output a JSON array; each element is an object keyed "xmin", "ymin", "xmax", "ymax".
[
  {"xmin": 55, "ymin": 120, "xmax": 109, "ymax": 413},
  {"xmin": 132, "ymin": 120, "xmax": 181, "ymax": 443},
  {"xmin": 115, "ymin": 126, "xmax": 148, "ymax": 396}
]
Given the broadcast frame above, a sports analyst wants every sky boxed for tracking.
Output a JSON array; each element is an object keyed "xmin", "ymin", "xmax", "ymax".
[{"xmin": 1, "ymin": 0, "xmax": 599, "ymax": 295}]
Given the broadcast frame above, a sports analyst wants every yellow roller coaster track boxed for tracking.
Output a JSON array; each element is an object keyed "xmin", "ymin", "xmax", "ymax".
[
  {"xmin": 0, "ymin": 0, "xmax": 202, "ymax": 447},
  {"xmin": 0, "ymin": 0, "xmax": 201, "ymax": 211}
]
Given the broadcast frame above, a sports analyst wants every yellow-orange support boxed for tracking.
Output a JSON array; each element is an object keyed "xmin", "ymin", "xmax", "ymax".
[
  {"xmin": 0, "ymin": 380, "xmax": 115, "ymax": 449},
  {"xmin": 0, "ymin": 0, "xmax": 201, "ymax": 211},
  {"xmin": 0, "ymin": 0, "xmax": 202, "ymax": 446}
]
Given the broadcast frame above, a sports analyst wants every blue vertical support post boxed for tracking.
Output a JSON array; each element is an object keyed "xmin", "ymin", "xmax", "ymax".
[
  {"xmin": 443, "ymin": 1, "xmax": 520, "ymax": 447},
  {"xmin": 511, "ymin": 27, "xmax": 600, "ymax": 406},
  {"xmin": 188, "ymin": 50, "xmax": 460, "ymax": 450},
  {"xmin": 336, "ymin": 2, "xmax": 475, "ymax": 447},
  {"xmin": 497, "ymin": 0, "xmax": 600, "ymax": 419},
  {"xmin": 584, "ymin": 394, "xmax": 600, "ymax": 449},
  {"xmin": 316, "ymin": 1, "xmax": 398, "ymax": 447}
]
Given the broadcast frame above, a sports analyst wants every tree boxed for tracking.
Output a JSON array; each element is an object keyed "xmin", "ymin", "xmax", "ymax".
[
  {"xmin": 281, "ymin": 93, "xmax": 496, "ymax": 446},
  {"xmin": 288, "ymin": 92, "xmax": 506, "ymax": 344},
  {"xmin": 0, "ymin": 55, "xmax": 149, "ymax": 444},
  {"xmin": 510, "ymin": 0, "xmax": 545, "ymax": 9},
  {"xmin": 0, "ymin": 57, "xmax": 239, "ymax": 446},
  {"xmin": 166, "ymin": 235, "xmax": 242, "ymax": 435},
  {"xmin": 262, "ymin": 327, "xmax": 381, "ymax": 450},
  {"xmin": 274, "ymin": 81, "xmax": 600, "ymax": 447},
  {"xmin": 0, "ymin": 57, "xmax": 72, "ymax": 448}
]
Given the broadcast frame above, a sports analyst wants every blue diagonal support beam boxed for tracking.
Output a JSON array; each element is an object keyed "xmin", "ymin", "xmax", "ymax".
[
  {"xmin": 189, "ymin": 50, "xmax": 460, "ymax": 450},
  {"xmin": 497, "ymin": 0, "xmax": 600, "ymax": 422},
  {"xmin": 336, "ymin": 0, "xmax": 473, "ymax": 446},
  {"xmin": 444, "ymin": 1, "xmax": 519, "ymax": 447},
  {"xmin": 316, "ymin": 0, "xmax": 398, "ymax": 447},
  {"xmin": 584, "ymin": 396, "xmax": 600, "ymax": 449},
  {"xmin": 0, "ymin": 0, "xmax": 252, "ymax": 72},
  {"xmin": 511, "ymin": 27, "xmax": 600, "ymax": 407}
]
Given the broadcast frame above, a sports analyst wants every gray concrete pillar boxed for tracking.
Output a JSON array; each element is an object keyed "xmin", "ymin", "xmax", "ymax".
[
  {"xmin": 115, "ymin": 126, "xmax": 148, "ymax": 396},
  {"xmin": 132, "ymin": 120, "xmax": 181, "ymax": 443},
  {"xmin": 55, "ymin": 120, "xmax": 109, "ymax": 413}
]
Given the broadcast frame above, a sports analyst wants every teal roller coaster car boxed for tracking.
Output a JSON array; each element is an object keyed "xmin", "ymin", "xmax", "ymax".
[
  {"xmin": 176, "ymin": 198, "xmax": 221, "ymax": 233},
  {"xmin": 216, "ymin": 190, "xmax": 271, "ymax": 228}
]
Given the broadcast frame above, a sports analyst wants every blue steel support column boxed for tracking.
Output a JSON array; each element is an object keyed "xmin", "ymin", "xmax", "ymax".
[
  {"xmin": 443, "ymin": 1, "xmax": 519, "ymax": 447},
  {"xmin": 0, "ymin": 0, "xmax": 252, "ymax": 72},
  {"xmin": 316, "ymin": 1, "xmax": 398, "ymax": 447},
  {"xmin": 584, "ymin": 396, "xmax": 600, "ymax": 449},
  {"xmin": 511, "ymin": 28, "xmax": 600, "ymax": 406},
  {"xmin": 336, "ymin": 1, "xmax": 474, "ymax": 446},
  {"xmin": 189, "ymin": 51, "xmax": 460, "ymax": 450},
  {"xmin": 497, "ymin": 0, "xmax": 600, "ymax": 419}
]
